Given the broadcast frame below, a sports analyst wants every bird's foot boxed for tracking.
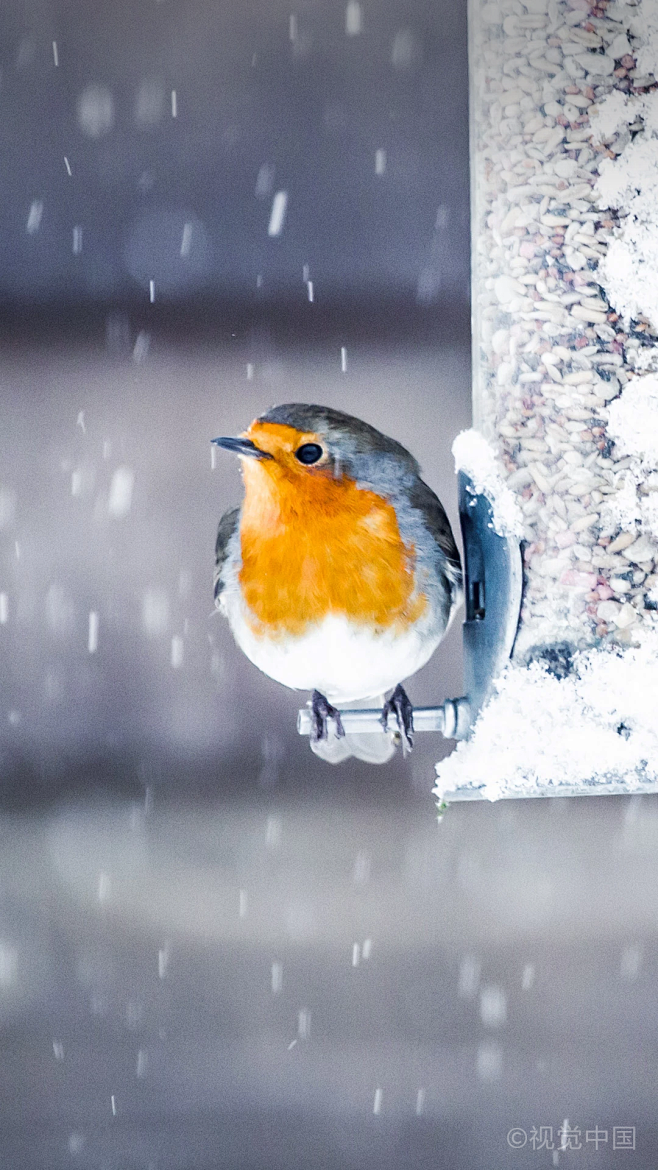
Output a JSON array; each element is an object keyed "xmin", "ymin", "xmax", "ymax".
[
  {"xmin": 310, "ymin": 690, "xmax": 346, "ymax": 743},
  {"xmin": 381, "ymin": 684, "xmax": 414, "ymax": 754}
]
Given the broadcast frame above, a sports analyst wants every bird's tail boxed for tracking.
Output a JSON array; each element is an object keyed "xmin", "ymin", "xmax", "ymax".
[{"xmin": 310, "ymin": 696, "xmax": 397, "ymax": 765}]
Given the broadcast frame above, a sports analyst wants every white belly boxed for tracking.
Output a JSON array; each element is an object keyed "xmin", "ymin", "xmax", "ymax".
[{"xmin": 222, "ymin": 593, "xmax": 443, "ymax": 703}]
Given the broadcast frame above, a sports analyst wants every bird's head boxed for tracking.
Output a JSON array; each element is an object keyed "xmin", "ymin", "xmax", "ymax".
[{"xmin": 212, "ymin": 404, "xmax": 420, "ymax": 498}]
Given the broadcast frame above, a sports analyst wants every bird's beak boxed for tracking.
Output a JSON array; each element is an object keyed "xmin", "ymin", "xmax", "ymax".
[{"xmin": 211, "ymin": 436, "xmax": 273, "ymax": 460}]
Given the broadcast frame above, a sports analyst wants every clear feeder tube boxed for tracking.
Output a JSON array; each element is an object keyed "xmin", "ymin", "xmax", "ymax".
[
  {"xmin": 469, "ymin": 0, "xmax": 658, "ymax": 662},
  {"xmin": 433, "ymin": 0, "xmax": 658, "ymax": 801}
]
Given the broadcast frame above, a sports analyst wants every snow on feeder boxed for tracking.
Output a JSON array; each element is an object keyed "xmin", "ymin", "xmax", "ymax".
[{"xmin": 300, "ymin": 0, "xmax": 658, "ymax": 801}]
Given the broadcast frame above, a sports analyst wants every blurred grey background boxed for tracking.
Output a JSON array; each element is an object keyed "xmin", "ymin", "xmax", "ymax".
[
  {"xmin": 0, "ymin": 322, "xmax": 469, "ymax": 795},
  {"xmin": 0, "ymin": 1, "xmax": 656, "ymax": 1168}
]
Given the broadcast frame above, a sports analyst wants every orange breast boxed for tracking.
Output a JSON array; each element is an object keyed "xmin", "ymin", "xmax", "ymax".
[{"xmin": 238, "ymin": 462, "xmax": 426, "ymax": 639}]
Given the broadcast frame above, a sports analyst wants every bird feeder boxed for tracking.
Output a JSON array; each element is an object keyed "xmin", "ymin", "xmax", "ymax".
[{"xmin": 301, "ymin": 0, "xmax": 658, "ymax": 800}]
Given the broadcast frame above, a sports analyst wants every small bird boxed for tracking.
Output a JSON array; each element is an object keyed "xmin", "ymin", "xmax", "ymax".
[{"xmin": 212, "ymin": 404, "xmax": 462, "ymax": 764}]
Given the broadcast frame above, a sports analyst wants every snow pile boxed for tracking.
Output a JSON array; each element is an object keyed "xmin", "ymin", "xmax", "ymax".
[
  {"xmin": 589, "ymin": 89, "xmax": 635, "ymax": 143},
  {"xmin": 596, "ymin": 136, "xmax": 658, "ymax": 329},
  {"xmin": 434, "ymin": 630, "xmax": 658, "ymax": 803},
  {"xmin": 452, "ymin": 429, "xmax": 523, "ymax": 538},
  {"xmin": 593, "ymin": 0, "xmax": 658, "ymax": 333},
  {"xmin": 603, "ymin": 374, "xmax": 658, "ymax": 538},
  {"xmin": 607, "ymin": 373, "xmax": 658, "ymax": 466},
  {"xmin": 604, "ymin": 468, "xmax": 643, "ymax": 532},
  {"xmin": 633, "ymin": 0, "xmax": 658, "ymax": 79}
]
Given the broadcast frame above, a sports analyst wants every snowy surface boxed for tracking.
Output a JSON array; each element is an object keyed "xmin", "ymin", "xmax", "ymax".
[
  {"xmin": 434, "ymin": 629, "xmax": 658, "ymax": 802},
  {"xmin": 606, "ymin": 372, "xmax": 658, "ymax": 467},
  {"xmin": 634, "ymin": 0, "xmax": 658, "ymax": 80},
  {"xmin": 452, "ymin": 429, "xmax": 523, "ymax": 538},
  {"xmin": 602, "ymin": 373, "xmax": 658, "ymax": 536},
  {"xmin": 594, "ymin": 0, "xmax": 658, "ymax": 332},
  {"xmin": 596, "ymin": 136, "xmax": 658, "ymax": 328}
]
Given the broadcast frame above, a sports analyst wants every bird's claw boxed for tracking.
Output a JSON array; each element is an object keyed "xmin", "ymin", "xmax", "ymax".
[
  {"xmin": 310, "ymin": 690, "xmax": 346, "ymax": 743},
  {"xmin": 381, "ymin": 683, "xmax": 414, "ymax": 754}
]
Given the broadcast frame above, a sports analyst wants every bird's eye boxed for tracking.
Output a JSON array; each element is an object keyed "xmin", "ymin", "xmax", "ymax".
[{"xmin": 295, "ymin": 443, "xmax": 323, "ymax": 465}]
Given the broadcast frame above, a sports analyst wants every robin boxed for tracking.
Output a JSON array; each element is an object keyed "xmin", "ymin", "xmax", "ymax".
[{"xmin": 212, "ymin": 404, "xmax": 462, "ymax": 764}]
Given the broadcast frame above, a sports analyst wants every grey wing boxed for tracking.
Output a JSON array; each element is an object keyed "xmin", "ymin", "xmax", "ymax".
[
  {"xmin": 408, "ymin": 477, "xmax": 462, "ymax": 592},
  {"xmin": 213, "ymin": 506, "xmax": 240, "ymax": 607}
]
